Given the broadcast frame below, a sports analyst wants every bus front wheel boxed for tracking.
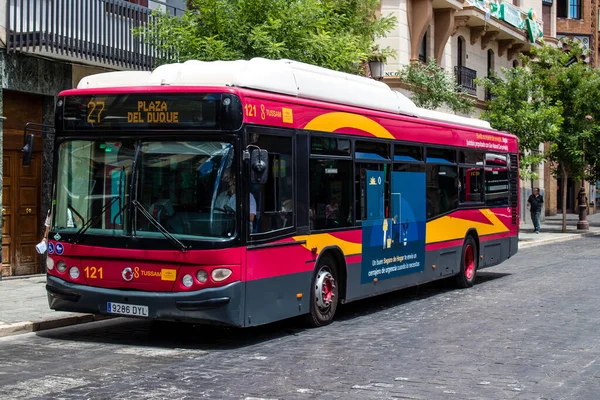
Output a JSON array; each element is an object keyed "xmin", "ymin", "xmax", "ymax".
[
  {"xmin": 455, "ymin": 235, "xmax": 478, "ymax": 288},
  {"xmin": 306, "ymin": 255, "xmax": 339, "ymax": 327}
]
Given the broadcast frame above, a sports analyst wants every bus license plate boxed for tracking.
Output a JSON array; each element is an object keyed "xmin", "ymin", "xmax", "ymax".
[{"xmin": 107, "ymin": 302, "xmax": 149, "ymax": 317}]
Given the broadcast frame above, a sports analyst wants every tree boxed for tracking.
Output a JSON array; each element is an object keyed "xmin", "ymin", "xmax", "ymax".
[
  {"xmin": 479, "ymin": 41, "xmax": 600, "ymax": 232},
  {"xmin": 397, "ymin": 59, "xmax": 475, "ymax": 114},
  {"xmin": 478, "ymin": 64, "xmax": 563, "ymax": 181},
  {"xmin": 135, "ymin": 0, "xmax": 397, "ymax": 74}
]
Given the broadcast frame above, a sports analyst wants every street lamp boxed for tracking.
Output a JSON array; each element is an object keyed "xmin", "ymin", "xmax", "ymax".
[{"xmin": 577, "ymin": 115, "xmax": 592, "ymax": 230}]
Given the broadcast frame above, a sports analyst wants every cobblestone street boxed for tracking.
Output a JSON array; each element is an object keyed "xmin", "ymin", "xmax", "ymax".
[{"xmin": 1, "ymin": 238, "xmax": 600, "ymax": 399}]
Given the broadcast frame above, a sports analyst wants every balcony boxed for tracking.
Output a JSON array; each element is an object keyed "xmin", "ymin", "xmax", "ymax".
[
  {"xmin": 454, "ymin": 1, "xmax": 544, "ymax": 53},
  {"xmin": 455, "ymin": 65, "xmax": 477, "ymax": 96},
  {"xmin": 5, "ymin": 0, "xmax": 185, "ymax": 70}
]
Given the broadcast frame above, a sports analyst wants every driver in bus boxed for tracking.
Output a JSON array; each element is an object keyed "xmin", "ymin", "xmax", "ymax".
[
  {"xmin": 215, "ymin": 170, "xmax": 257, "ymax": 232},
  {"xmin": 148, "ymin": 186, "xmax": 175, "ymax": 221}
]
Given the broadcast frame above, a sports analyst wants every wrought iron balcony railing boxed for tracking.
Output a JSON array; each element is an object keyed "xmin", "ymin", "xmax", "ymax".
[
  {"xmin": 6, "ymin": 0, "xmax": 185, "ymax": 70},
  {"xmin": 454, "ymin": 65, "xmax": 477, "ymax": 96}
]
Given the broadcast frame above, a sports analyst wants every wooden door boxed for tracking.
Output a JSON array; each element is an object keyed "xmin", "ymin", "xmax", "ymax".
[
  {"xmin": 1, "ymin": 150, "xmax": 41, "ymax": 276},
  {"xmin": 2, "ymin": 152, "xmax": 14, "ymax": 276}
]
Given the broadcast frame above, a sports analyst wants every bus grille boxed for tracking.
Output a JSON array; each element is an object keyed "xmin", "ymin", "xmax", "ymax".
[{"xmin": 510, "ymin": 154, "xmax": 519, "ymax": 225}]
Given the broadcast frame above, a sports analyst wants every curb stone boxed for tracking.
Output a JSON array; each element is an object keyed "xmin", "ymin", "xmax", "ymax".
[
  {"xmin": 519, "ymin": 231, "xmax": 600, "ymax": 249},
  {"xmin": 0, "ymin": 314, "xmax": 112, "ymax": 338}
]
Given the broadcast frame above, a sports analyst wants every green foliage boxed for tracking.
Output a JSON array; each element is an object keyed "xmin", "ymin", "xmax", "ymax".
[
  {"xmin": 134, "ymin": 0, "xmax": 397, "ymax": 74},
  {"xmin": 479, "ymin": 41, "xmax": 600, "ymax": 185},
  {"xmin": 366, "ymin": 44, "xmax": 396, "ymax": 63},
  {"xmin": 397, "ymin": 59, "xmax": 474, "ymax": 114}
]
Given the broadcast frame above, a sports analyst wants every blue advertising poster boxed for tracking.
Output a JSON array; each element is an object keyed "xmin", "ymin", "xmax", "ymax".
[
  {"xmin": 361, "ymin": 170, "xmax": 426, "ymax": 284},
  {"xmin": 366, "ymin": 170, "xmax": 384, "ymax": 220}
]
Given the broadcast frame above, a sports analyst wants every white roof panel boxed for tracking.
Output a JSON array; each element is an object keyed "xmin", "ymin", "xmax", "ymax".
[
  {"xmin": 415, "ymin": 107, "xmax": 492, "ymax": 129},
  {"xmin": 76, "ymin": 58, "xmax": 494, "ymax": 130}
]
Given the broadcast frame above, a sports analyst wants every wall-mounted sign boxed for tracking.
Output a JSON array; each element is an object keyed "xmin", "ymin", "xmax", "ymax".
[
  {"xmin": 542, "ymin": 0, "xmax": 553, "ymax": 5},
  {"xmin": 499, "ymin": 3, "xmax": 522, "ymax": 28}
]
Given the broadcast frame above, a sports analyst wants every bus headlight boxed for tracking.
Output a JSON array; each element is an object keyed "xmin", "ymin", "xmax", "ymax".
[
  {"xmin": 46, "ymin": 257, "xmax": 55, "ymax": 271},
  {"xmin": 196, "ymin": 270, "xmax": 208, "ymax": 283},
  {"xmin": 211, "ymin": 268, "xmax": 232, "ymax": 282},
  {"xmin": 182, "ymin": 274, "xmax": 193, "ymax": 288},
  {"xmin": 69, "ymin": 267, "xmax": 80, "ymax": 279},
  {"xmin": 57, "ymin": 260, "xmax": 67, "ymax": 273}
]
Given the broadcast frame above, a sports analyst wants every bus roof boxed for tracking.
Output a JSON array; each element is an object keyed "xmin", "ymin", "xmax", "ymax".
[{"xmin": 76, "ymin": 58, "xmax": 493, "ymax": 131}]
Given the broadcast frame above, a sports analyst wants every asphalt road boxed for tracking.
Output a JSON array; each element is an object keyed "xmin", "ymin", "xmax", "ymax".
[{"xmin": 1, "ymin": 238, "xmax": 599, "ymax": 400}]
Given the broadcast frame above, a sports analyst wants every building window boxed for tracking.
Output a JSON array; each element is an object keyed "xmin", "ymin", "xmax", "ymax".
[
  {"xmin": 487, "ymin": 49, "xmax": 494, "ymax": 77},
  {"xmin": 570, "ymin": 0, "xmax": 581, "ymax": 19},
  {"xmin": 457, "ymin": 36, "xmax": 465, "ymax": 67},
  {"xmin": 419, "ymin": 32, "xmax": 428, "ymax": 63},
  {"xmin": 558, "ymin": 0, "xmax": 581, "ymax": 18},
  {"xmin": 558, "ymin": 0, "xmax": 567, "ymax": 17}
]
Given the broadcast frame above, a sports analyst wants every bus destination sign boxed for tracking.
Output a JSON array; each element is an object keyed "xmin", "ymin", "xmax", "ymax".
[
  {"xmin": 127, "ymin": 101, "xmax": 179, "ymax": 123},
  {"xmin": 61, "ymin": 93, "xmax": 222, "ymax": 131}
]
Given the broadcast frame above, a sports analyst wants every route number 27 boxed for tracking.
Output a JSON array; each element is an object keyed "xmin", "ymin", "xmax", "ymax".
[{"xmin": 87, "ymin": 101, "xmax": 105, "ymax": 123}]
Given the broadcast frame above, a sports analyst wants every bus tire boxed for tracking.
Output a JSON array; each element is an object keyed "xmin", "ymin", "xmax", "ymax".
[
  {"xmin": 455, "ymin": 235, "xmax": 478, "ymax": 288},
  {"xmin": 305, "ymin": 254, "xmax": 339, "ymax": 327}
]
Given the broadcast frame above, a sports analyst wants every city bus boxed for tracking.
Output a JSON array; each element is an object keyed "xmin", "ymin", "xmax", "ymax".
[{"xmin": 28, "ymin": 59, "xmax": 519, "ymax": 327}]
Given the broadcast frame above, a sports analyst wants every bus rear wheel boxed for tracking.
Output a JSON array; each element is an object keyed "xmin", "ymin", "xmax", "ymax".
[
  {"xmin": 306, "ymin": 255, "xmax": 339, "ymax": 327},
  {"xmin": 455, "ymin": 236, "xmax": 478, "ymax": 288}
]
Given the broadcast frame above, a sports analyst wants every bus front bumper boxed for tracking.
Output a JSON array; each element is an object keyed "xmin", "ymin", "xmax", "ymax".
[{"xmin": 46, "ymin": 275, "xmax": 244, "ymax": 327}]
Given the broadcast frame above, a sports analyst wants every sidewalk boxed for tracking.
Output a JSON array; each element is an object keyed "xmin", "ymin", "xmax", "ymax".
[
  {"xmin": 0, "ymin": 275, "xmax": 109, "ymax": 337},
  {"xmin": 518, "ymin": 212, "xmax": 600, "ymax": 248},
  {"xmin": 2, "ymin": 213, "xmax": 600, "ymax": 338}
]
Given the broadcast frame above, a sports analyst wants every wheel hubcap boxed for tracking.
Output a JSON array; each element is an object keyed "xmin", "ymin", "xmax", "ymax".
[
  {"xmin": 314, "ymin": 267, "xmax": 336, "ymax": 311},
  {"xmin": 464, "ymin": 244, "xmax": 475, "ymax": 280}
]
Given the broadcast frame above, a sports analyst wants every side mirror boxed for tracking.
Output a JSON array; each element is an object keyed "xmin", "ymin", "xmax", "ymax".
[
  {"xmin": 250, "ymin": 149, "xmax": 268, "ymax": 184},
  {"xmin": 22, "ymin": 134, "xmax": 34, "ymax": 166}
]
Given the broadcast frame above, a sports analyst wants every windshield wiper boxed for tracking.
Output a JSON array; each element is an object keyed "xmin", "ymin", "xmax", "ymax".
[
  {"xmin": 132, "ymin": 200, "xmax": 188, "ymax": 252},
  {"xmin": 71, "ymin": 196, "xmax": 120, "ymax": 244}
]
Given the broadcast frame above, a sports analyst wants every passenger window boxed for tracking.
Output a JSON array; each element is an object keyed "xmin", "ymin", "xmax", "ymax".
[
  {"xmin": 309, "ymin": 159, "xmax": 353, "ymax": 230},
  {"xmin": 311, "ymin": 137, "xmax": 351, "ymax": 156},
  {"xmin": 485, "ymin": 153, "xmax": 510, "ymax": 206},
  {"xmin": 459, "ymin": 150, "xmax": 484, "ymax": 164},
  {"xmin": 355, "ymin": 163, "xmax": 390, "ymax": 222},
  {"xmin": 394, "ymin": 145, "xmax": 423, "ymax": 162},
  {"xmin": 356, "ymin": 141, "xmax": 390, "ymax": 160},
  {"xmin": 426, "ymin": 164, "xmax": 458, "ymax": 218},
  {"xmin": 249, "ymin": 133, "xmax": 293, "ymax": 235},
  {"xmin": 426, "ymin": 147, "xmax": 455, "ymax": 164},
  {"xmin": 459, "ymin": 167, "xmax": 484, "ymax": 203}
]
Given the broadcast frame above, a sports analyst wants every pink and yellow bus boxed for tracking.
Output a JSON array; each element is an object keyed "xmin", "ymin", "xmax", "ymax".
[{"xmin": 30, "ymin": 59, "xmax": 519, "ymax": 327}]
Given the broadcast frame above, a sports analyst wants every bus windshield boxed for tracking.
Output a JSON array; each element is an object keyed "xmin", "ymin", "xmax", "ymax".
[{"xmin": 54, "ymin": 139, "xmax": 237, "ymax": 241}]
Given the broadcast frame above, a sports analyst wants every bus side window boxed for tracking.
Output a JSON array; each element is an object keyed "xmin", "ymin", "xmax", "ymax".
[
  {"xmin": 309, "ymin": 158, "xmax": 353, "ymax": 230},
  {"xmin": 426, "ymin": 164, "xmax": 458, "ymax": 217},
  {"xmin": 249, "ymin": 133, "xmax": 294, "ymax": 235}
]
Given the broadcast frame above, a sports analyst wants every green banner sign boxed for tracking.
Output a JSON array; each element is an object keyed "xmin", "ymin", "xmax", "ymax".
[{"xmin": 499, "ymin": 3, "xmax": 522, "ymax": 28}]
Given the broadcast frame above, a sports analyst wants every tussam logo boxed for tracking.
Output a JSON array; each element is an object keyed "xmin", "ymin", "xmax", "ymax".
[{"xmin": 122, "ymin": 267, "xmax": 134, "ymax": 282}]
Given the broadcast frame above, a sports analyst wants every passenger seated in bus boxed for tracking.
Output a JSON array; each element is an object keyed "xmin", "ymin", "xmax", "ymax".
[
  {"xmin": 325, "ymin": 198, "xmax": 340, "ymax": 228},
  {"xmin": 215, "ymin": 170, "xmax": 257, "ymax": 231}
]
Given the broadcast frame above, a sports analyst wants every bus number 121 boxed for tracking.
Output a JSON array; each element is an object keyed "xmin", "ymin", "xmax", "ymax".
[
  {"xmin": 244, "ymin": 104, "xmax": 257, "ymax": 117},
  {"xmin": 84, "ymin": 266, "xmax": 103, "ymax": 279}
]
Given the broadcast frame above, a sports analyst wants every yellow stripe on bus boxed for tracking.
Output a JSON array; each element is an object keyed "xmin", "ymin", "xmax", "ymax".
[
  {"xmin": 304, "ymin": 112, "xmax": 394, "ymax": 139},
  {"xmin": 425, "ymin": 209, "xmax": 509, "ymax": 244},
  {"xmin": 294, "ymin": 233, "xmax": 362, "ymax": 256},
  {"xmin": 294, "ymin": 211, "xmax": 509, "ymax": 256}
]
